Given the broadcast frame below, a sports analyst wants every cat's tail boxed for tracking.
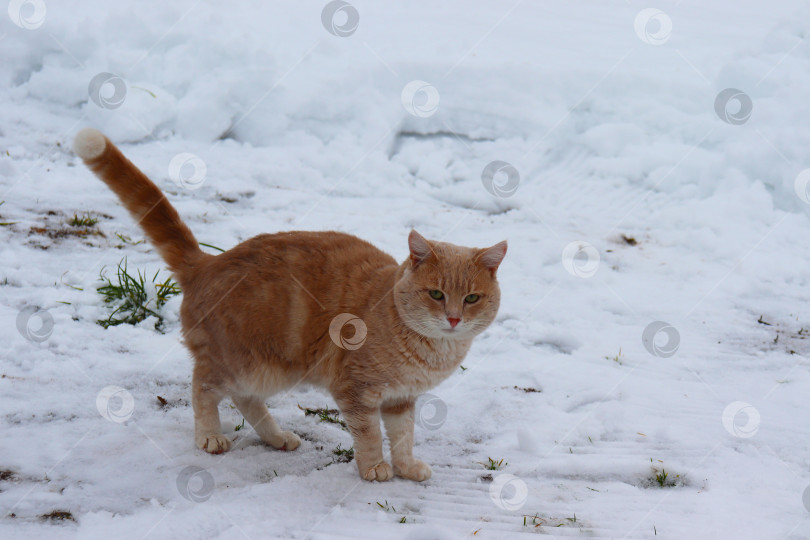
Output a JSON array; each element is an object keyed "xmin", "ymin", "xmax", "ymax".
[{"xmin": 73, "ymin": 128, "xmax": 206, "ymax": 276}]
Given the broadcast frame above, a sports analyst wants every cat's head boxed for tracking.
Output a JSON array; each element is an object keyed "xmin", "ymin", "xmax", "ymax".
[{"xmin": 393, "ymin": 230, "xmax": 507, "ymax": 340}]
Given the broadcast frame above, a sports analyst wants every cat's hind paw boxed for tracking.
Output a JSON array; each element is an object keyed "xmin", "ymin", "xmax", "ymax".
[
  {"xmin": 394, "ymin": 459, "xmax": 432, "ymax": 482},
  {"xmin": 269, "ymin": 431, "xmax": 301, "ymax": 451},
  {"xmin": 196, "ymin": 433, "xmax": 231, "ymax": 454},
  {"xmin": 360, "ymin": 461, "xmax": 394, "ymax": 482}
]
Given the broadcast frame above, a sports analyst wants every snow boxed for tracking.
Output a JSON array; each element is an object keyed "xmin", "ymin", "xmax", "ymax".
[{"xmin": 2, "ymin": 0, "xmax": 810, "ymax": 538}]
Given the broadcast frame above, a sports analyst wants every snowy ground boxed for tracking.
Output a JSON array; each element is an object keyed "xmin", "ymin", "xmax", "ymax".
[{"xmin": 2, "ymin": 0, "xmax": 810, "ymax": 538}]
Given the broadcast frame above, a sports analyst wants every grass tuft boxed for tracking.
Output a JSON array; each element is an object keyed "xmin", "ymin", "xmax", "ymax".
[
  {"xmin": 115, "ymin": 233, "xmax": 144, "ymax": 246},
  {"xmin": 523, "ymin": 513, "xmax": 544, "ymax": 527},
  {"xmin": 199, "ymin": 241, "xmax": 225, "ymax": 253},
  {"xmin": 374, "ymin": 500, "xmax": 408, "ymax": 523},
  {"xmin": 96, "ymin": 257, "xmax": 181, "ymax": 332},
  {"xmin": 298, "ymin": 404, "xmax": 348, "ymax": 430},
  {"xmin": 479, "ymin": 457, "xmax": 507, "ymax": 470},
  {"xmin": 523, "ymin": 512, "xmax": 580, "ymax": 529},
  {"xmin": 332, "ymin": 443, "xmax": 354, "ymax": 463},
  {"xmin": 605, "ymin": 347, "xmax": 623, "ymax": 365},
  {"xmin": 0, "ymin": 200, "xmax": 15, "ymax": 226},
  {"xmin": 644, "ymin": 460, "xmax": 685, "ymax": 488},
  {"xmin": 655, "ymin": 469, "xmax": 673, "ymax": 487},
  {"xmin": 68, "ymin": 213, "xmax": 98, "ymax": 227}
]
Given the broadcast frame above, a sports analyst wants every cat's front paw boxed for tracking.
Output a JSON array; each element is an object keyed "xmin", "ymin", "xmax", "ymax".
[
  {"xmin": 394, "ymin": 458, "xmax": 432, "ymax": 482},
  {"xmin": 196, "ymin": 433, "xmax": 231, "ymax": 454},
  {"xmin": 359, "ymin": 461, "xmax": 394, "ymax": 482},
  {"xmin": 268, "ymin": 431, "xmax": 301, "ymax": 451}
]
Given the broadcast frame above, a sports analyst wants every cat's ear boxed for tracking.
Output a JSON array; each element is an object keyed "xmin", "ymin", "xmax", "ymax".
[
  {"xmin": 408, "ymin": 230, "xmax": 434, "ymax": 268},
  {"xmin": 477, "ymin": 240, "xmax": 508, "ymax": 276}
]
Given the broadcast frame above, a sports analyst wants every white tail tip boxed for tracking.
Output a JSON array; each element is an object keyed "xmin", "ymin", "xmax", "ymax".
[{"xmin": 73, "ymin": 128, "xmax": 106, "ymax": 160}]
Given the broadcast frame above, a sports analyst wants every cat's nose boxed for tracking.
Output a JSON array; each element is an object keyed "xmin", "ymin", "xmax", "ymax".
[{"xmin": 447, "ymin": 317, "xmax": 460, "ymax": 328}]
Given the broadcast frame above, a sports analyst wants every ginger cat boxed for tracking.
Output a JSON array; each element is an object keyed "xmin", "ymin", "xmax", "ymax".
[{"xmin": 74, "ymin": 128, "xmax": 507, "ymax": 482}]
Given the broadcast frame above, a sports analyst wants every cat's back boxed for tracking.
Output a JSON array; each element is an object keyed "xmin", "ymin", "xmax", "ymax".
[
  {"xmin": 228, "ymin": 230, "xmax": 395, "ymax": 270},
  {"xmin": 184, "ymin": 230, "xmax": 396, "ymax": 302}
]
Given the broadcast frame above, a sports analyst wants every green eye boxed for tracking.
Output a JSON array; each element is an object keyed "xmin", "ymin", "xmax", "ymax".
[
  {"xmin": 464, "ymin": 294, "xmax": 480, "ymax": 304},
  {"xmin": 428, "ymin": 290, "xmax": 444, "ymax": 300}
]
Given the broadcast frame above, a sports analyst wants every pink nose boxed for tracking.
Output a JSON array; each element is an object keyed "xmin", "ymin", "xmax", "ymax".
[{"xmin": 447, "ymin": 318, "xmax": 460, "ymax": 328}]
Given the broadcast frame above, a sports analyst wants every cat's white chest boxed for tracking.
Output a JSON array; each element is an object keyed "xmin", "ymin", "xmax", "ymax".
[
  {"xmin": 427, "ymin": 337, "xmax": 471, "ymax": 365},
  {"xmin": 390, "ymin": 337, "xmax": 472, "ymax": 397}
]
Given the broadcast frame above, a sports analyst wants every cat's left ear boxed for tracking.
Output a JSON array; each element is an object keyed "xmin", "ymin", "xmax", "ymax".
[{"xmin": 476, "ymin": 240, "xmax": 508, "ymax": 277}]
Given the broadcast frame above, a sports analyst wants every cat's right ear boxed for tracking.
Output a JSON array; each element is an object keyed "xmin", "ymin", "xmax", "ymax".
[{"xmin": 408, "ymin": 230, "xmax": 433, "ymax": 269}]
